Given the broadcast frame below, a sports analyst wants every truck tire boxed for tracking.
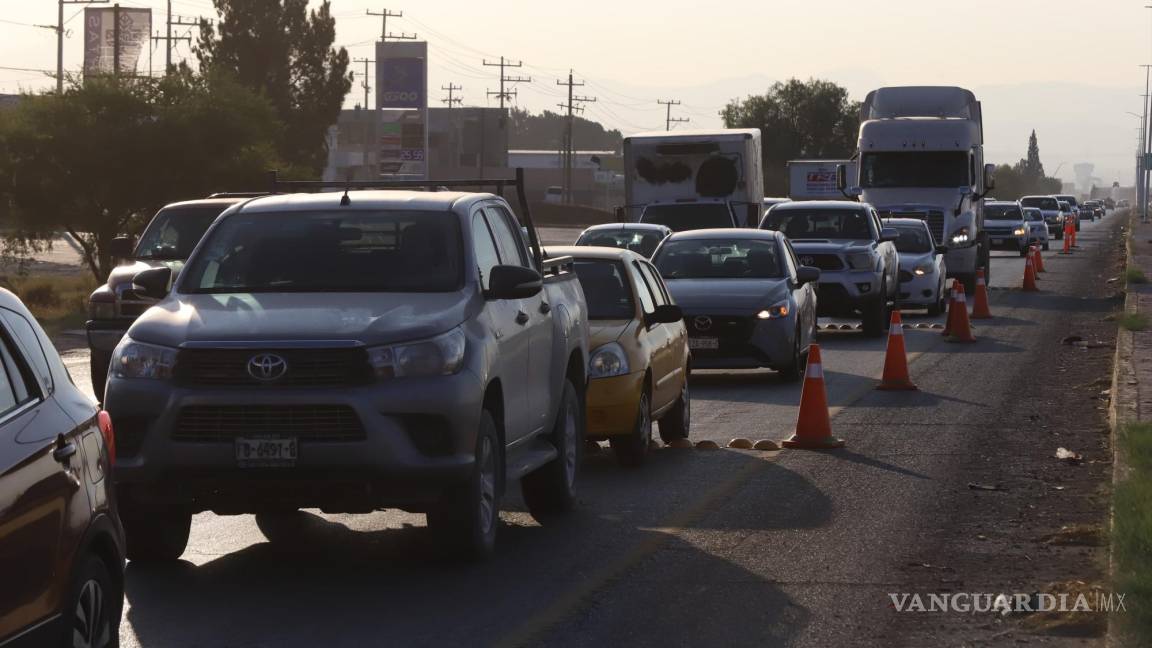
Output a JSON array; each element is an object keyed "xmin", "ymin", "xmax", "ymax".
[
  {"xmin": 427, "ymin": 410, "xmax": 501, "ymax": 561},
  {"xmin": 610, "ymin": 389, "xmax": 650, "ymax": 467},
  {"xmin": 64, "ymin": 554, "xmax": 122, "ymax": 648},
  {"xmin": 862, "ymin": 285, "xmax": 889, "ymax": 338},
  {"xmin": 521, "ymin": 379, "xmax": 581, "ymax": 520},
  {"xmin": 121, "ymin": 503, "xmax": 191, "ymax": 563},
  {"xmin": 90, "ymin": 349, "xmax": 111, "ymax": 402},
  {"xmin": 658, "ymin": 379, "xmax": 691, "ymax": 443}
]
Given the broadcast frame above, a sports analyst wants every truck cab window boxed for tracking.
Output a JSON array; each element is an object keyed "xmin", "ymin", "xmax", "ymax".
[
  {"xmin": 485, "ymin": 206, "xmax": 530, "ymax": 268},
  {"xmin": 472, "ymin": 212, "xmax": 502, "ymax": 291}
]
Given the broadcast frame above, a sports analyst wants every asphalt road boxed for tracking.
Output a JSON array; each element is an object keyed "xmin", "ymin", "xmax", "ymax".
[{"xmin": 95, "ymin": 216, "xmax": 1118, "ymax": 647}]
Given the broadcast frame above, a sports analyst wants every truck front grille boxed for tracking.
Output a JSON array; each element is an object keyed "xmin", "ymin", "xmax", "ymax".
[
  {"xmin": 175, "ymin": 347, "xmax": 373, "ymax": 387},
  {"xmin": 174, "ymin": 405, "xmax": 366, "ymax": 442},
  {"xmin": 883, "ymin": 209, "xmax": 946, "ymax": 243},
  {"xmin": 795, "ymin": 253, "xmax": 844, "ymax": 271}
]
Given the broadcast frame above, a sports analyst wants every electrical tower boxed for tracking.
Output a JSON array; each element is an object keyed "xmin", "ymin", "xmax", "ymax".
[
  {"xmin": 557, "ymin": 71, "xmax": 596, "ymax": 205},
  {"xmin": 353, "ymin": 57, "xmax": 375, "ymax": 109},
  {"xmin": 54, "ymin": 0, "xmax": 105, "ymax": 93},
  {"xmin": 659, "ymin": 99, "xmax": 690, "ymax": 131},
  {"xmin": 441, "ymin": 84, "xmax": 462, "ymax": 108},
  {"xmin": 483, "ymin": 57, "xmax": 531, "ymax": 113},
  {"xmin": 151, "ymin": 0, "xmax": 198, "ymax": 72},
  {"xmin": 366, "ymin": 8, "xmax": 416, "ymax": 41}
]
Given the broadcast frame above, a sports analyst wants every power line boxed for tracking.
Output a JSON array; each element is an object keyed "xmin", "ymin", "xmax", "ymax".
[
  {"xmin": 366, "ymin": 8, "xmax": 416, "ymax": 42},
  {"xmin": 441, "ymin": 83, "xmax": 462, "ymax": 108},
  {"xmin": 353, "ymin": 57, "xmax": 375, "ymax": 109},
  {"xmin": 658, "ymin": 99, "xmax": 690, "ymax": 131},
  {"xmin": 557, "ymin": 70, "xmax": 596, "ymax": 204},
  {"xmin": 55, "ymin": 0, "xmax": 106, "ymax": 93},
  {"xmin": 483, "ymin": 56, "xmax": 530, "ymax": 113},
  {"xmin": 151, "ymin": 1, "xmax": 197, "ymax": 71}
]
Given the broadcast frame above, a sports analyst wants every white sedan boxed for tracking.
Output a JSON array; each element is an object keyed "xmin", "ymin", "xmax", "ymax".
[
  {"xmin": 1023, "ymin": 207, "xmax": 1049, "ymax": 251},
  {"xmin": 885, "ymin": 218, "xmax": 948, "ymax": 315}
]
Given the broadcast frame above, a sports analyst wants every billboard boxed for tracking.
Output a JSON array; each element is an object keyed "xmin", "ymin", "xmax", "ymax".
[
  {"xmin": 379, "ymin": 111, "xmax": 426, "ymax": 177},
  {"xmin": 84, "ymin": 7, "xmax": 151, "ymax": 75},
  {"xmin": 378, "ymin": 58, "xmax": 425, "ymax": 109}
]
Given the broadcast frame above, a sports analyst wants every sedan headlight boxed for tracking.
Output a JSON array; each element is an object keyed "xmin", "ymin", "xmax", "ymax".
[
  {"xmin": 913, "ymin": 263, "xmax": 933, "ymax": 277},
  {"xmin": 846, "ymin": 252, "xmax": 873, "ymax": 270},
  {"xmin": 589, "ymin": 342, "xmax": 630, "ymax": 379},
  {"xmin": 756, "ymin": 300, "xmax": 791, "ymax": 320},
  {"xmin": 111, "ymin": 338, "xmax": 177, "ymax": 380},
  {"xmin": 950, "ymin": 227, "xmax": 970, "ymax": 245},
  {"xmin": 368, "ymin": 328, "xmax": 466, "ymax": 380},
  {"xmin": 1012, "ymin": 226, "xmax": 1027, "ymax": 236}
]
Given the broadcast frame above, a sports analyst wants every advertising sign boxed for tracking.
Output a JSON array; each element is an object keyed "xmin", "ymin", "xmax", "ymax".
[
  {"xmin": 378, "ymin": 58, "xmax": 425, "ymax": 109},
  {"xmin": 84, "ymin": 7, "xmax": 151, "ymax": 75},
  {"xmin": 379, "ymin": 111, "xmax": 425, "ymax": 177}
]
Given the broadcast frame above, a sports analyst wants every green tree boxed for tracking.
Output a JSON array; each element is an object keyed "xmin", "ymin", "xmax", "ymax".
[
  {"xmin": 721, "ymin": 78, "xmax": 860, "ymax": 195},
  {"xmin": 508, "ymin": 108, "xmax": 624, "ymax": 151},
  {"xmin": 0, "ymin": 73, "xmax": 282, "ymax": 280},
  {"xmin": 1020, "ymin": 130, "xmax": 1045, "ymax": 185},
  {"xmin": 196, "ymin": 0, "xmax": 352, "ymax": 174}
]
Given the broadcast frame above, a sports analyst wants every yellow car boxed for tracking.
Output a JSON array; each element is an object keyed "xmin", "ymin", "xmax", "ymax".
[{"xmin": 549, "ymin": 246, "xmax": 691, "ymax": 467}]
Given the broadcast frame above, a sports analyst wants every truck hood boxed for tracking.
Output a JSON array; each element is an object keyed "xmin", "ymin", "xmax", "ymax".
[
  {"xmin": 664, "ymin": 279, "xmax": 790, "ymax": 314},
  {"xmin": 860, "ymin": 188, "xmax": 967, "ymax": 213},
  {"xmin": 106, "ymin": 259, "xmax": 183, "ymax": 290},
  {"xmin": 127, "ymin": 291, "xmax": 475, "ymax": 348}
]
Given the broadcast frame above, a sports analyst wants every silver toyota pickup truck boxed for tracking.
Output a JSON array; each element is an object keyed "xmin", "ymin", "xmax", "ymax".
[{"xmin": 104, "ymin": 178, "xmax": 589, "ymax": 561}]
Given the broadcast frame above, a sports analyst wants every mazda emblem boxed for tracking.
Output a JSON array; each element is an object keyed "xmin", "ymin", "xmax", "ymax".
[
  {"xmin": 247, "ymin": 353, "xmax": 288, "ymax": 381},
  {"xmin": 693, "ymin": 316, "xmax": 713, "ymax": 331}
]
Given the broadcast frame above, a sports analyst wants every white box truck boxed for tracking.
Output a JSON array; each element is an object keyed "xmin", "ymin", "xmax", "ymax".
[
  {"xmin": 788, "ymin": 160, "xmax": 857, "ymax": 201},
  {"xmin": 838, "ymin": 86, "xmax": 996, "ymax": 292},
  {"xmin": 622, "ymin": 129, "xmax": 764, "ymax": 230}
]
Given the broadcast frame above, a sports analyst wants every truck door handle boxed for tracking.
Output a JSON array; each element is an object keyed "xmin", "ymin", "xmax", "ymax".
[
  {"xmin": 539, "ymin": 302, "xmax": 551, "ymax": 314},
  {"xmin": 515, "ymin": 311, "xmax": 530, "ymax": 325},
  {"xmin": 53, "ymin": 438, "xmax": 77, "ymax": 464}
]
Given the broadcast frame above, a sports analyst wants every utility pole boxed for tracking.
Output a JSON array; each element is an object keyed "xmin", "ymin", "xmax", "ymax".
[
  {"xmin": 557, "ymin": 71, "xmax": 596, "ymax": 205},
  {"xmin": 441, "ymin": 83, "xmax": 462, "ymax": 108},
  {"xmin": 151, "ymin": 0, "xmax": 196, "ymax": 72},
  {"xmin": 366, "ymin": 8, "xmax": 416, "ymax": 41},
  {"xmin": 1142, "ymin": 67, "xmax": 1151, "ymax": 221},
  {"xmin": 483, "ymin": 57, "xmax": 530, "ymax": 113},
  {"xmin": 659, "ymin": 99, "xmax": 689, "ymax": 131},
  {"xmin": 112, "ymin": 3, "xmax": 120, "ymax": 76},
  {"xmin": 56, "ymin": 0, "xmax": 106, "ymax": 92},
  {"xmin": 354, "ymin": 57, "xmax": 375, "ymax": 109}
]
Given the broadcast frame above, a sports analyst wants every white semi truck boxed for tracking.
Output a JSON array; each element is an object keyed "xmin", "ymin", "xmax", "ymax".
[
  {"xmin": 838, "ymin": 86, "xmax": 996, "ymax": 291},
  {"xmin": 622, "ymin": 129, "xmax": 764, "ymax": 230}
]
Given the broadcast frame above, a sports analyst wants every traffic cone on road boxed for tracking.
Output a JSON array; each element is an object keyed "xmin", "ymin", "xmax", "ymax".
[
  {"xmin": 971, "ymin": 269, "xmax": 993, "ymax": 319},
  {"xmin": 941, "ymin": 280, "xmax": 959, "ymax": 336},
  {"xmin": 782, "ymin": 344, "xmax": 844, "ymax": 449},
  {"xmin": 877, "ymin": 310, "xmax": 918, "ymax": 391},
  {"xmin": 1023, "ymin": 253, "xmax": 1039, "ymax": 292},
  {"xmin": 1060, "ymin": 223, "xmax": 1074, "ymax": 254},
  {"xmin": 1028, "ymin": 247, "xmax": 1040, "ymax": 281},
  {"xmin": 1034, "ymin": 245, "xmax": 1046, "ymax": 273},
  {"xmin": 945, "ymin": 283, "xmax": 977, "ymax": 343}
]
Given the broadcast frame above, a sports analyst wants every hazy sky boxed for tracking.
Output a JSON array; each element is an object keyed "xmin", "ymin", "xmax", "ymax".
[{"xmin": 1, "ymin": 0, "xmax": 1148, "ymax": 183}]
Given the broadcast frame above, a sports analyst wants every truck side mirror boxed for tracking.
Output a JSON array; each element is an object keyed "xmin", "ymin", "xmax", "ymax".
[
  {"xmin": 983, "ymin": 163, "xmax": 996, "ymax": 190},
  {"xmin": 108, "ymin": 236, "xmax": 134, "ymax": 259},
  {"xmin": 132, "ymin": 267, "xmax": 173, "ymax": 300},
  {"xmin": 487, "ymin": 265, "xmax": 543, "ymax": 300},
  {"xmin": 836, "ymin": 164, "xmax": 847, "ymax": 191}
]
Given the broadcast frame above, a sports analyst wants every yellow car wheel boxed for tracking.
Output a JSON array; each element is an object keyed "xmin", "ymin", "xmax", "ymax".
[
  {"xmin": 611, "ymin": 390, "xmax": 651, "ymax": 468},
  {"xmin": 658, "ymin": 380, "xmax": 690, "ymax": 444}
]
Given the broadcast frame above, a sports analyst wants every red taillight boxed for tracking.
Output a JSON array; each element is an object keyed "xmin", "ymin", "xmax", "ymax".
[{"xmin": 98, "ymin": 410, "xmax": 115, "ymax": 464}]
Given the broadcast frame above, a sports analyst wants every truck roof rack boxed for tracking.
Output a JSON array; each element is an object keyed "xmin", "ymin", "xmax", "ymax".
[{"xmin": 265, "ymin": 168, "xmax": 543, "ymax": 271}]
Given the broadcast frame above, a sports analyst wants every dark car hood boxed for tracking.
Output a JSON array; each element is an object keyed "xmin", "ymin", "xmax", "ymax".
[
  {"xmin": 128, "ymin": 291, "xmax": 475, "ymax": 347},
  {"xmin": 664, "ymin": 279, "xmax": 790, "ymax": 314},
  {"xmin": 106, "ymin": 259, "xmax": 183, "ymax": 290}
]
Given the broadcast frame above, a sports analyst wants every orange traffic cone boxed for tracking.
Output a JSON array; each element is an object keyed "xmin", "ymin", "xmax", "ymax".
[
  {"xmin": 1028, "ymin": 247, "xmax": 1040, "ymax": 281},
  {"xmin": 1023, "ymin": 252, "xmax": 1039, "ymax": 292},
  {"xmin": 877, "ymin": 310, "xmax": 917, "ymax": 391},
  {"xmin": 945, "ymin": 283, "xmax": 977, "ymax": 343},
  {"xmin": 1034, "ymin": 245, "xmax": 1046, "ymax": 273},
  {"xmin": 782, "ymin": 344, "xmax": 844, "ymax": 449},
  {"xmin": 941, "ymin": 280, "xmax": 959, "ymax": 336},
  {"xmin": 1060, "ymin": 222, "xmax": 1074, "ymax": 254},
  {"xmin": 1070, "ymin": 224, "xmax": 1078, "ymax": 248},
  {"xmin": 971, "ymin": 268, "xmax": 993, "ymax": 319}
]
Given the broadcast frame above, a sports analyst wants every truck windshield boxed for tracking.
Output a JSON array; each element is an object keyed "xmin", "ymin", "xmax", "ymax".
[
  {"xmin": 576, "ymin": 229, "xmax": 666, "ymax": 257},
  {"xmin": 890, "ymin": 226, "xmax": 933, "ymax": 253},
  {"xmin": 571, "ymin": 260, "xmax": 635, "ymax": 320},
  {"xmin": 762, "ymin": 209, "xmax": 873, "ymax": 240},
  {"xmin": 654, "ymin": 238, "xmax": 783, "ymax": 279},
  {"xmin": 860, "ymin": 151, "xmax": 970, "ymax": 188},
  {"xmin": 985, "ymin": 205, "xmax": 1023, "ymax": 220},
  {"xmin": 135, "ymin": 206, "xmax": 229, "ymax": 260},
  {"xmin": 181, "ymin": 210, "xmax": 462, "ymax": 293},
  {"xmin": 640, "ymin": 203, "xmax": 733, "ymax": 231},
  {"xmin": 1021, "ymin": 197, "xmax": 1059, "ymax": 210}
]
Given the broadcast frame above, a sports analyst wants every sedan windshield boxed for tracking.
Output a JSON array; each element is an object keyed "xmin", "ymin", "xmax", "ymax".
[
  {"xmin": 181, "ymin": 210, "xmax": 462, "ymax": 293},
  {"xmin": 654, "ymin": 238, "xmax": 783, "ymax": 279},
  {"xmin": 135, "ymin": 206, "xmax": 229, "ymax": 260},
  {"xmin": 763, "ymin": 209, "xmax": 873, "ymax": 240},
  {"xmin": 571, "ymin": 260, "xmax": 635, "ymax": 320},
  {"xmin": 640, "ymin": 204, "xmax": 733, "ymax": 231},
  {"xmin": 576, "ymin": 230, "xmax": 665, "ymax": 257},
  {"xmin": 860, "ymin": 151, "xmax": 970, "ymax": 188},
  {"xmin": 890, "ymin": 226, "xmax": 933, "ymax": 253},
  {"xmin": 985, "ymin": 205, "xmax": 1023, "ymax": 220}
]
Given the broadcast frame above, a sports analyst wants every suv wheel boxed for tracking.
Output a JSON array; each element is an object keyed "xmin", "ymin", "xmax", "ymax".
[
  {"xmin": 521, "ymin": 378, "xmax": 581, "ymax": 520},
  {"xmin": 611, "ymin": 388, "xmax": 651, "ymax": 467},
  {"xmin": 428, "ymin": 410, "xmax": 501, "ymax": 561},
  {"xmin": 65, "ymin": 554, "xmax": 121, "ymax": 648},
  {"xmin": 121, "ymin": 504, "xmax": 191, "ymax": 563},
  {"xmin": 658, "ymin": 378, "xmax": 691, "ymax": 444}
]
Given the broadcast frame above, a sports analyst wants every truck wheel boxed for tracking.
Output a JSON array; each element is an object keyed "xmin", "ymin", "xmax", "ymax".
[
  {"xmin": 121, "ymin": 503, "xmax": 191, "ymax": 562},
  {"xmin": 521, "ymin": 379, "xmax": 581, "ymax": 520},
  {"xmin": 427, "ymin": 410, "xmax": 501, "ymax": 561},
  {"xmin": 610, "ymin": 389, "xmax": 650, "ymax": 467},
  {"xmin": 64, "ymin": 554, "xmax": 122, "ymax": 648},
  {"xmin": 658, "ymin": 379, "xmax": 691, "ymax": 444},
  {"xmin": 90, "ymin": 349, "xmax": 111, "ymax": 402},
  {"xmin": 862, "ymin": 292, "xmax": 889, "ymax": 338}
]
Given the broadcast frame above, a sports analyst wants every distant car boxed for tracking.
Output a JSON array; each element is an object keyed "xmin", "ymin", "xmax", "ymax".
[
  {"xmin": 1082, "ymin": 201, "xmax": 1104, "ymax": 221},
  {"xmin": 652, "ymin": 229, "xmax": 820, "ymax": 380},
  {"xmin": 1020, "ymin": 195, "xmax": 1064, "ymax": 240},
  {"xmin": 548, "ymin": 246, "xmax": 690, "ymax": 466},
  {"xmin": 0, "ymin": 288, "xmax": 124, "ymax": 647},
  {"xmin": 1118, "ymin": 199, "xmax": 1131, "ymax": 209},
  {"xmin": 1022, "ymin": 207, "xmax": 1050, "ymax": 250},
  {"xmin": 983, "ymin": 201, "xmax": 1032, "ymax": 256},
  {"xmin": 1058, "ymin": 200, "xmax": 1079, "ymax": 232},
  {"xmin": 574, "ymin": 223, "xmax": 673, "ymax": 258},
  {"xmin": 543, "ymin": 185, "xmax": 564, "ymax": 204},
  {"xmin": 639, "ymin": 201, "xmax": 739, "ymax": 231},
  {"xmin": 884, "ymin": 218, "xmax": 948, "ymax": 315}
]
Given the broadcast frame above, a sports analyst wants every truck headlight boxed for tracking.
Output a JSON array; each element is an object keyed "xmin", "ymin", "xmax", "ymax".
[
  {"xmin": 913, "ymin": 263, "xmax": 933, "ymax": 277},
  {"xmin": 111, "ymin": 338, "xmax": 177, "ymax": 380},
  {"xmin": 1013, "ymin": 226, "xmax": 1027, "ymax": 236},
  {"xmin": 589, "ymin": 342, "xmax": 630, "ymax": 379},
  {"xmin": 950, "ymin": 227, "xmax": 970, "ymax": 245},
  {"xmin": 846, "ymin": 252, "xmax": 873, "ymax": 270},
  {"xmin": 756, "ymin": 301, "xmax": 791, "ymax": 319},
  {"xmin": 368, "ymin": 328, "xmax": 466, "ymax": 380}
]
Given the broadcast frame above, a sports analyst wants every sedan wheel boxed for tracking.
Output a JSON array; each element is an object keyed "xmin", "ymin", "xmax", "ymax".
[
  {"xmin": 612, "ymin": 390, "xmax": 651, "ymax": 467},
  {"xmin": 68, "ymin": 556, "xmax": 120, "ymax": 648}
]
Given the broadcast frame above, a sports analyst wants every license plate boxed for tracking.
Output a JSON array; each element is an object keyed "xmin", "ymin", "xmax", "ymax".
[
  {"xmin": 235, "ymin": 438, "xmax": 297, "ymax": 467},
  {"xmin": 688, "ymin": 337, "xmax": 719, "ymax": 350}
]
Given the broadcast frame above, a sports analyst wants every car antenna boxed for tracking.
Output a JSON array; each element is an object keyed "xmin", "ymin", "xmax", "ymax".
[{"xmin": 340, "ymin": 171, "xmax": 352, "ymax": 206}]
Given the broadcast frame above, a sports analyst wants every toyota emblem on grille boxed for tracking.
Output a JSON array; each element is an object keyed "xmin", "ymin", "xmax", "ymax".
[
  {"xmin": 247, "ymin": 353, "xmax": 288, "ymax": 381},
  {"xmin": 800, "ymin": 256, "xmax": 816, "ymax": 266},
  {"xmin": 693, "ymin": 316, "xmax": 713, "ymax": 331}
]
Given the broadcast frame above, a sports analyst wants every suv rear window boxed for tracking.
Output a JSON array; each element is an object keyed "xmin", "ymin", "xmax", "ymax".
[{"xmin": 182, "ymin": 210, "xmax": 463, "ymax": 293}]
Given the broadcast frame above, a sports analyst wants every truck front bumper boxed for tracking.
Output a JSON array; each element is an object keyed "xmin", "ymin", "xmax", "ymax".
[
  {"xmin": 86, "ymin": 320, "xmax": 129, "ymax": 353},
  {"xmin": 813, "ymin": 270, "xmax": 884, "ymax": 317},
  {"xmin": 944, "ymin": 245, "xmax": 978, "ymax": 278}
]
